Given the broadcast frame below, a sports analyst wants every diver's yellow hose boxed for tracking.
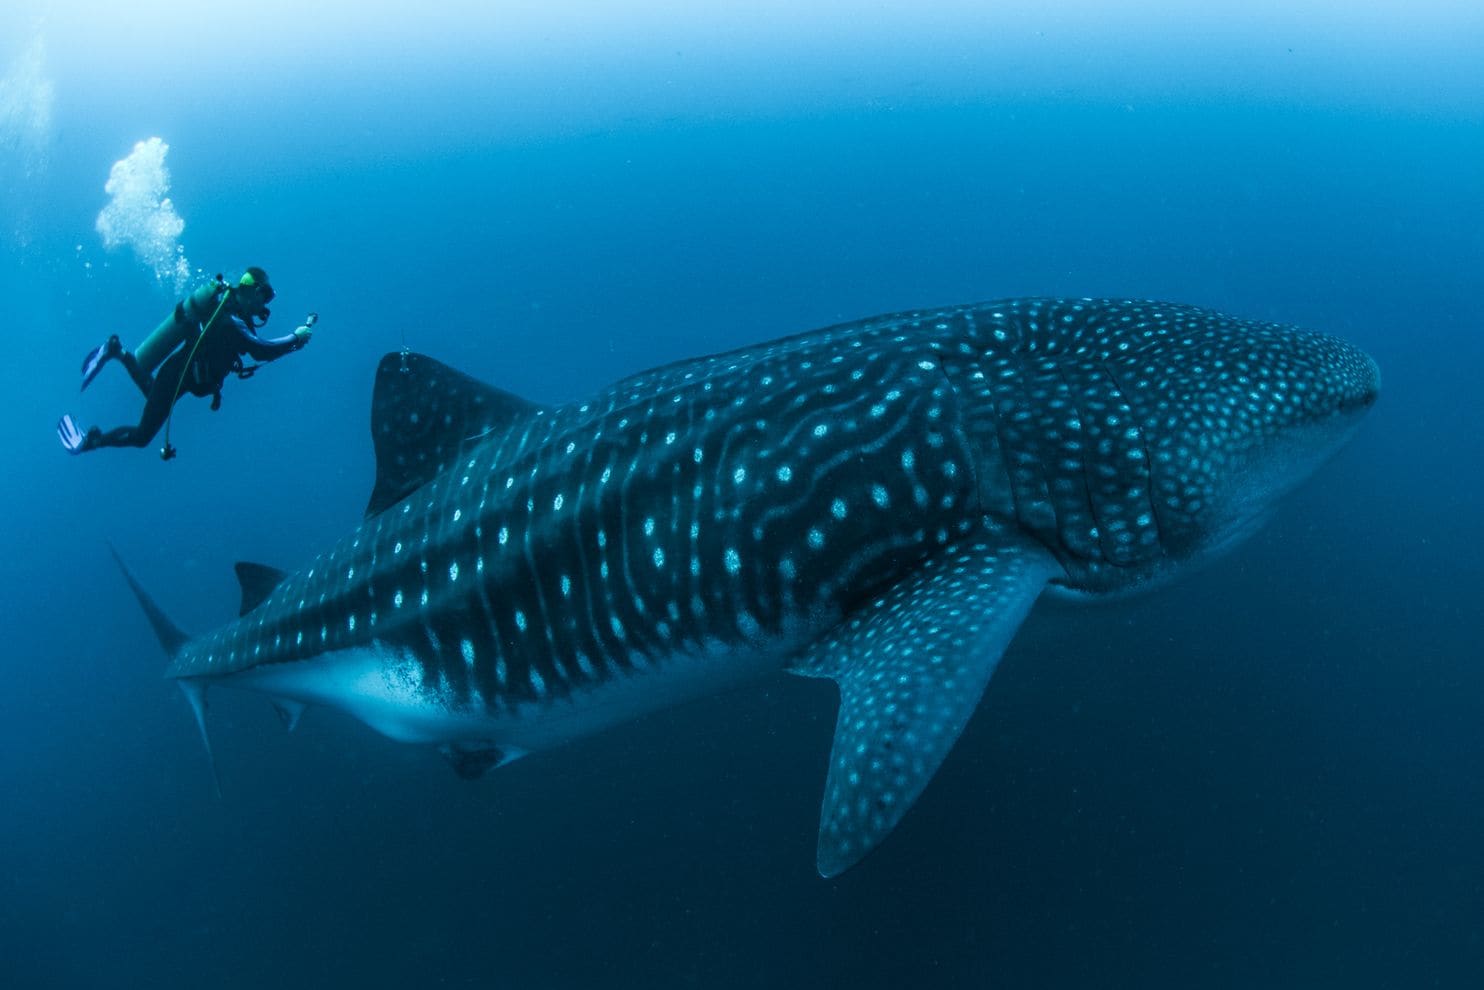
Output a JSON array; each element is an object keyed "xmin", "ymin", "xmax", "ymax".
[{"xmin": 160, "ymin": 286, "xmax": 233, "ymax": 459}]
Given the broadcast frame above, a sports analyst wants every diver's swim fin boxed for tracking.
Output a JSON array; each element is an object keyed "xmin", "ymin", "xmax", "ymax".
[
  {"xmin": 57, "ymin": 414, "xmax": 94, "ymax": 454},
  {"xmin": 79, "ymin": 335, "xmax": 123, "ymax": 392}
]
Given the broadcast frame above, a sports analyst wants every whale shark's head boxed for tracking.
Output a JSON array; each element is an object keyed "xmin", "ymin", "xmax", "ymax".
[
  {"xmin": 1106, "ymin": 309, "xmax": 1379, "ymax": 568},
  {"xmin": 938, "ymin": 299, "xmax": 1379, "ymax": 592}
]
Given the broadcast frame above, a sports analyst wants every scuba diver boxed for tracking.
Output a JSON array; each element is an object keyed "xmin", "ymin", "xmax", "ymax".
[{"xmin": 58, "ymin": 267, "xmax": 315, "ymax": 459}]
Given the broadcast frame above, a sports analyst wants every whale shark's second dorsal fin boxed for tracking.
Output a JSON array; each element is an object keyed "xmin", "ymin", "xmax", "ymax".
[
  {"xmin": 365, "ymin": 351, "xmax": 548, "ymax": 518},
  {"xmin": 234, "ymin": 561, "xmax": 288, "ymax": 616}
]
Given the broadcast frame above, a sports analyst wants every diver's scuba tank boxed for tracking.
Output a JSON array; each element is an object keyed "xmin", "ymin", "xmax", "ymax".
[{"xmin": 135, "ymin": 274, "xmax": 229, "ymax": 374}]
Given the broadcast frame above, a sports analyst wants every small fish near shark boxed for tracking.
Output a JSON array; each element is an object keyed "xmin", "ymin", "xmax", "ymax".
[{"xmin": 115, "ymin": 297, "xmax": 1379, "ymax": 876}]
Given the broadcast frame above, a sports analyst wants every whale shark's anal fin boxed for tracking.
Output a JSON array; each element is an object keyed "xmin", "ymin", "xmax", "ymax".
[
  {"xmin": 365, "ymin": 351, "xmax": 548, "ymax": 518},
  {"xmin": 791, "ymin": 533, "xmax": 1057, "ymax": 877},
  {"xmin": 272, "ymin": 698, "xmax": 306, "ymax": 732},
  {"xmin": 438, "ymin": 741, "xmax": 525, "ymax": 780}
]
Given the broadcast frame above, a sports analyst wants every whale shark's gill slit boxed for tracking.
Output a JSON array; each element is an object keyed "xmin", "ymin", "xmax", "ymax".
[
  {"xmin": 1055, "ymin": 364, "xmax": 1107, "ymax": 562},
  {"xmin": 1098, "ymin": 357, "xmax": 1164, "ymax": 553},
  {"xmin": 984, "ymin": 350, "xmax": 1050, "ymax": 539},
  {"xmin": 978, "ymin": 356, "xmax": 1022, "ymax": 530}
]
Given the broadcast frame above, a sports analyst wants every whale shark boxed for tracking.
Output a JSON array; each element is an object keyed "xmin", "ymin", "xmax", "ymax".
[{"xmin": 117, "ymin": 297, "xmax": 1379, "ymax": 876}]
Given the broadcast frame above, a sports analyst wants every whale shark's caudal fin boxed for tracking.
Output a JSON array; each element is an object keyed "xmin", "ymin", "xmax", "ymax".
[
  {"xmin": 791, "ymin": 533, "xmax": 1057, "ymax": 877},
  {"xmin": 108, "ymin": 542, "xmax": 187, "ymax": 656},
  {"xmin": 108, "ymin": 543, "xmax": 221, "ymax": 794},
  {"xmin": 364, "ymin": 351, "xmax": 549, "ymax": 518},
  {"xmin": 175, "ymin": 680, "xmax": 220, "ymax": 797}
]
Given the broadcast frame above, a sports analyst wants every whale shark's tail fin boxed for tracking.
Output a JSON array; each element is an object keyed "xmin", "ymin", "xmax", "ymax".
[
  {"xmin": 108, "ymin": 543, "xmax": 220, "ymax": 795},
  {"xmin": 108, "ymin": 542, "xmax": 187, "ymax": 656}
]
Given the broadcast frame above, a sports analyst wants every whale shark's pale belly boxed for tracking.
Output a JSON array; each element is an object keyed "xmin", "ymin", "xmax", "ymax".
[{"xmin": 227, "ymin": 631, "xmax": 810, "ymax": 756}]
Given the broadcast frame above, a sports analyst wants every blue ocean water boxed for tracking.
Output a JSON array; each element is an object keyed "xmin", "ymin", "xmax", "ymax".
[{"xmin": 2, "ymin": 4, "xmax": 1482, "ymax": 987}]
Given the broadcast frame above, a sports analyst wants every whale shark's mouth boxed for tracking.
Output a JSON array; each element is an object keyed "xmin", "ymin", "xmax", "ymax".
[
  {"xmin": 1338, "ymin": 372, "xmax": 1381, "ymax": 414},
  {"xmin": 1306, "ymin": 338, "xmax": 1381, "ymax": 423}
]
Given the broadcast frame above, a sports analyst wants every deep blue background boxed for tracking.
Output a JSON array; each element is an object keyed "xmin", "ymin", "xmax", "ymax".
[{"xmin": 2, "ymin": 10, "xmax": 1482, "ymax": 988}]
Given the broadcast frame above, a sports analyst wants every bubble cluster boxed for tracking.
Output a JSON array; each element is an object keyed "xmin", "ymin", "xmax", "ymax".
[{"xmin": 95, "ymin": 137, "xmax": 192, "ymax": 291}]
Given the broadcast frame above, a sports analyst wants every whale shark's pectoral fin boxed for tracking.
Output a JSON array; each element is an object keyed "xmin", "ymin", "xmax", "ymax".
[{"xmin": 791, "ymin": 535, "xmax": 1057, "ymax": 877}]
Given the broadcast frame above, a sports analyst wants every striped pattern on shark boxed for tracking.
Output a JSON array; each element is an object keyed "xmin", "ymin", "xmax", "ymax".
[{"xmin": 117, "ymin": 297, "xmax": 1379, "ymax": 875}]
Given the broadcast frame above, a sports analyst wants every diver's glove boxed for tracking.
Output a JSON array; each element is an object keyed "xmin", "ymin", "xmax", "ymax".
[{"xmin": 293, "ymin": 312, "xmax": 317, "ymax": 347}]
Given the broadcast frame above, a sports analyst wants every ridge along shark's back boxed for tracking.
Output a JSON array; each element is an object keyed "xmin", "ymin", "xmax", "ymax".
[{"xmin": 121, "ymin": 296, "xmax": 1377, "ymax": 876}]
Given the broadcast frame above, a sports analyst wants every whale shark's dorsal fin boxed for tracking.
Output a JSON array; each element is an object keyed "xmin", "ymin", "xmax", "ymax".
[
  {"xmin": 234, "ymin": 561, "xmax": 288, "ymax": 617},
  {"xmin": 366, "ymin": 351, "xmax": 548, "ymax": 518},
  {"xmin": 791, "ymin": 532, "xmax": 1058, "ymax": 877}
]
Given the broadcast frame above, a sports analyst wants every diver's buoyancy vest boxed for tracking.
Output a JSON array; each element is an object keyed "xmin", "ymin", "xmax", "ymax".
[{"xmin": 133, "ymin": 281, "xmax": 227, "ymax": 374}]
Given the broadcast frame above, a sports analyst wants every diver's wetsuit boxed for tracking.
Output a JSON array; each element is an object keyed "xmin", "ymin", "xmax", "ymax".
[{"xmin": 89, "ymin": 302, "xmax": 304, "ymax": 450}]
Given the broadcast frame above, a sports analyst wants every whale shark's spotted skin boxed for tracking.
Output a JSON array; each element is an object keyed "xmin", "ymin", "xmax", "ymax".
[
  {"xmin": 127, "ymin": 298, "xmax": 1378, "ymax": 875},
  {"xmin": 180, "ymin": 317, "xmax": 977, "ymax": 709}
]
